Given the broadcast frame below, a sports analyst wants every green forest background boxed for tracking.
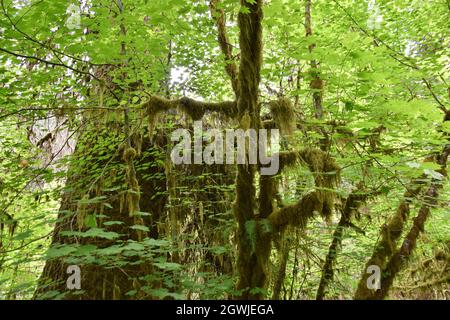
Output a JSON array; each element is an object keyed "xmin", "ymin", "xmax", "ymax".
[{"xmin": 0, "ymin": 0, "xmax": 449, "ymax": 300}]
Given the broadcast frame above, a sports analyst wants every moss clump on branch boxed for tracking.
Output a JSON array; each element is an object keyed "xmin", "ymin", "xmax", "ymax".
[
  {"xmin": 123, "ymin": 147, "xmax": 137, "ymax": 162},
  {"xmin": 270, "ymin": 148, "xmax": 340, "ymax": 227},
  {"xmin": 143, "ymin": 95, "xmax": 238, "ymax": 120},
  {"xmin": 268, "ymin": 97, "xmax": 296, "ymax": 136},
  {"xmin": 178, "ymin": 97, "xmax": 238, "ymax": 120},
  {"xmin": 278, "ymin": 151, "xmax": 301, "ymax": 171},
  {"xmin": 144, "ymin": 96, "xmax": 176, "ymax": 140},
  {"xmin": 298, "ymin": 148, "xmax": 340, "ymax": 219},
  {"xmin": 143, "ymin": 95, "xmax": 238, "ymax": 139}
]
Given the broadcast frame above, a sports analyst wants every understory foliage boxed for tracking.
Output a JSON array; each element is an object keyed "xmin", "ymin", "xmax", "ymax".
[{"xmin": 0, "ymin": 0, "xmax": 449, "ymax": 300}]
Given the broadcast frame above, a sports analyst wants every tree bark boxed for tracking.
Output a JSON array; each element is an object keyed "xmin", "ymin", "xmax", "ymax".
[{"xmin": 34, "ymin": 133, "xmax": 167, "ymax": 299}]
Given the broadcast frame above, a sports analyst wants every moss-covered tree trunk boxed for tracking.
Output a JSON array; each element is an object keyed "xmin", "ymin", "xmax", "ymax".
[
  {"xmin": 233, "ymin": 0, "xmax": 266, "ymax": 299},
  {"xmin": 34, "ymin": 128, "xmax": 168, "ymax": 299}
]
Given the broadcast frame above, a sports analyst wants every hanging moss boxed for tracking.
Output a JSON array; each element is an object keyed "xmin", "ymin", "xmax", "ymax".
[
  {"xmin": 277, "ymin": 148, "xmax": 340, "ymax": 220},
  {"xmin": 300, "ymin": 149, "xmax": 340, "ymax": 219},
  {"xmin": 144, "ymin": 95, "xmax": 238, "ymax": 140},
  {"xmin": 144, "ymin": 95, "xmax": 237, "ymax": 122},
  {"xmin": 268, "ymin": 97, "xmax": 296, "ymax": 136},
  {"xmin": 144, "ymin": 96, "xmax": 176, "ymax": 140},
  {"xmin": 278, "ymin": 151, "xmax": 300, "ymax": 171},
  {"xmin": 123, "ymin": 147, "xmax": 137, "ymax": 162},
  {"xmin": 130, "ymin": 132, "xmax": 143, "ymax": 156}
]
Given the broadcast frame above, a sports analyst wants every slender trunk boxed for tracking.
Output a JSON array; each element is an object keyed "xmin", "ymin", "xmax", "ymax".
[
  {"xmin": 316, "ymin": 190, "xmax": 370, "ymax": 299},
  {"xmin": 305, "ymin": 0, "xmax": 323, "ymax": 120},
  {"xmin": 316, "ymin": 216, "xmax": 345, "ymax": 300},
  {"xmin": 272, "ymin": 239, "xmax": 289, "ymax": 300}
]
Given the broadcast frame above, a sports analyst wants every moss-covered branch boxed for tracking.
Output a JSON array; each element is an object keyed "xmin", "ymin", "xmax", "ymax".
[
  {"xmin": 354, "ymin": 112, "xmax": 449, "ymax": 299},
  {"xmin": 267, "ymin": 98, "xmax": 296, "ymax": 136},
  {"xmin": 143, "ymin": 95, "xmax": 238, "ymax": 138},
  {"xmin": 353, "ymin": 186, "xmax": 420, "ymax": 299},
  {"xmin": 316, "ymin": 188, "xmax": 374, "ymax": 300},
  {"xmin": 268, "ymin": 192, "xmax": 321, "ymax": 232},
  {"xmin": 305, "ymin": 0, "xmax": 324, "ymax": 119},
  {"xmin": 209, "ymin": 0, "xmax": 239, "ymax": 96},
  {"xmin": 144, "ymin": 95, "xmax": 238, "ymax": 120},
  {"xmin": 370, "ymin": 144, "xmax": 449, "ymax": 299}
]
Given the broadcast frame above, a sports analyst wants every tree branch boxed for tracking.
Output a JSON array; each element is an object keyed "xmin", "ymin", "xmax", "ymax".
[
  {"xmin": 209, "ymin": 0, "xmax": 239, "ymax": 96},
  {"xmin": 372, "ymin": 143, "xmax": 450, "ymax": 299}
]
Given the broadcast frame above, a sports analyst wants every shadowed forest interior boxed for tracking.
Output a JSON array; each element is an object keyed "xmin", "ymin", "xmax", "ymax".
[{"xmin": 0, "ymin": 0, "xmax": 449, "ymax": 300}]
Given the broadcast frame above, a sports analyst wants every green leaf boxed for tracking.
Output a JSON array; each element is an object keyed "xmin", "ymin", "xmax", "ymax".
[
  {"xmin": 245, "ymin": 220, "xmax": 257, "ymax": 253},
  {"xmin": 103, "ymin": 220, "xmax": 124, "ymax": 226},
  {"xmin": 12, "ymin": 230, "xmax": 33, "ymax": 241},
  {"xmin": 84, "ymin": 214, "xmax": 98, "ymax": 228},
  {"xmin": 130, "ymin": 225, "xmax": 150, "ymax": 232},
  {"xmin": 77, "ymin": 196, "xmax": 107, "ymax": 205},
  {"xmin": 46, "ymin": 245, "xmax": 77, "ymax": 259},
  {"xmin": 154, "ymin": 262, "xmax": 182, "ymax": 271},
  {"xmin": 240, "ymin": 6, "xmax": 250, "ymax": 14},
  {"xmin": 60, "ymin": 228, "xmax": 120, "ymax": 240},
  {"xmin": 144, "ymin": 238, "xmax": 170, "ymax": 247}
]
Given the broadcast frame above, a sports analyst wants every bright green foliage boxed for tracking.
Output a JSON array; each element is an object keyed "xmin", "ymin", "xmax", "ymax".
[{"xmin": 0, "ymin": 0, "xmax": 448, "ymax": 300}]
